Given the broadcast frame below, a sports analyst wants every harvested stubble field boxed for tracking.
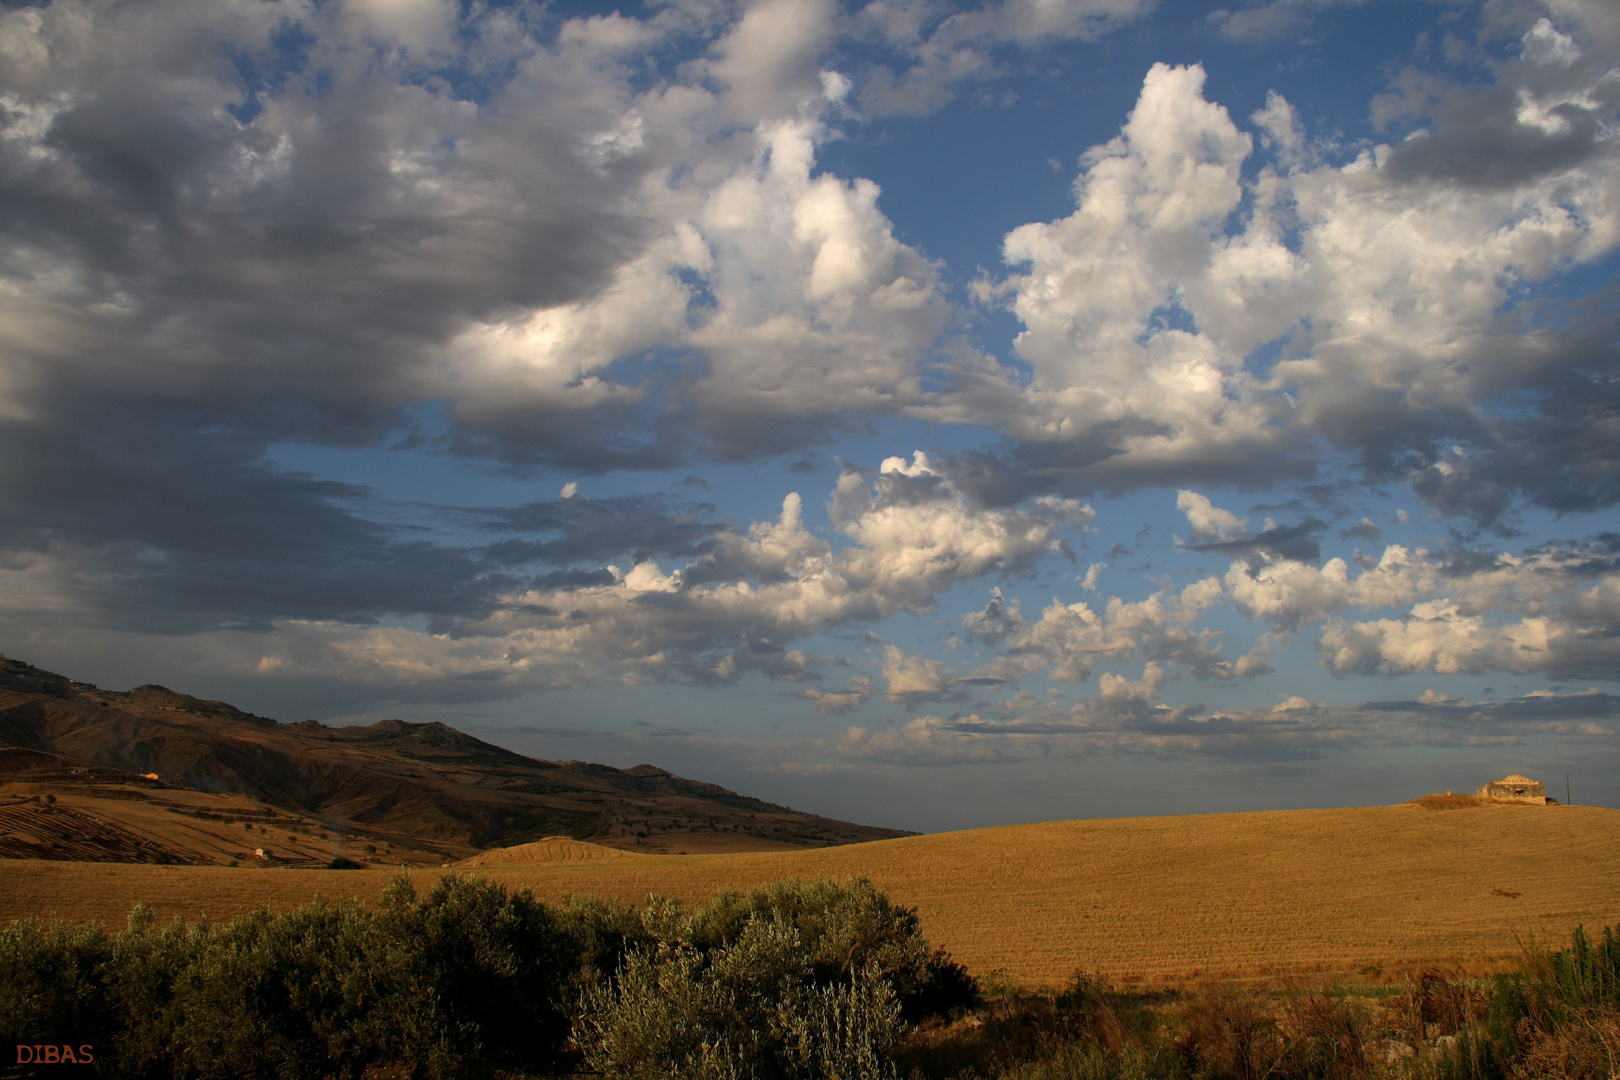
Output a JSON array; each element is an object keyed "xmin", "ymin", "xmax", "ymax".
[
  {"xmin": 455, "ymin": 836, "xmax": 638, "ymax": 866},
  {"xmin": 4, "ymin": 803, "xmax": 1615, "ymax": 988}
]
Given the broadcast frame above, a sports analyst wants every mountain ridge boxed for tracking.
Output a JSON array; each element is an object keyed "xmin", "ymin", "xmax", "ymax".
[{"xmin": 0, "ymin": 655, "xmax": 911, "ymax": 864}]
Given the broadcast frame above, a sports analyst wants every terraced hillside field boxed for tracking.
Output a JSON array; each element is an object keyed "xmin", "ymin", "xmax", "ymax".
[{"xmin": 4, "ymin": 803, "xmax": 1615, "ymax": 987}]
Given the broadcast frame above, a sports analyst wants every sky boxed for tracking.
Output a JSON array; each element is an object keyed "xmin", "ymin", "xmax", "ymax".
[{"xmin": 1, "ymin": 0, "xmax": 1618, "ymax": 832}]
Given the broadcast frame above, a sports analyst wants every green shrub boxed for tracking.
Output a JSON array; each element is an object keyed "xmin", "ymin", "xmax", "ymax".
[
  {"xmin": 776, "ymin": 966, "xmax": 904, "ymax": 1080},
  {"xmin": 2, "ymin": 875, "xmax": 579, "ymax": 1080},
  {"xmin": 575, "ymin": 939, "xmax": 754, "ymax": 1080},
  {"xmin": 557, "ymin": 893, "xmax": 662, "ymax": 983},
  {"xmin": 371, "ymin": 873, "xmax": 578, "ymax": 1077},
  {"xmin": 1412, "ymin": 925, "xmax": 1620, "ymax": 1080},
  {"xmin": 0, "ymin": 917, "xmax": 115, "ymax": 1054},
  {"xmin": 104, "ymin": 905, "xmax": 207, "ymax": 1080},
  {"xmin": 165, "ymin": 901, "xmax": 380, "ymax": 1080},
  {"xmin": 574, "ymin": 914, "xmax": 904, "ymax": 1080},
  {"xmin": 561, "ymin": 877, "xmax": 976, "ymax": 1023},
  {"xmin": 2, "ymin": 874, "xmax": 959, "ymax": 1080},
  {"xmin": 1549, "ymin": 925, "xmax": 1620, "ymax": 1012}
]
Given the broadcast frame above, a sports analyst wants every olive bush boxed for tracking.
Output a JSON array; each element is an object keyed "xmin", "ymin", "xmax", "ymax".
[
  {"xmin": 4, "ymin": 873, "xmax": 969, "ymax": 1080},
  {"xmin": 559, "ymin": 876, "xmax": 976, "ymax": 1024},
  {"xmin": 574, "ymin": 915, "xmax": 903, "ymax": 1080},
  {"xmin": 1, "ymin": 875, "xmax": 577, "ymax": 1080}
]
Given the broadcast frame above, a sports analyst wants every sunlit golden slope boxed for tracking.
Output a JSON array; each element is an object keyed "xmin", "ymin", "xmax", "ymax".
[
  {"xmin": 453, "ymin": 836, "xmax": 640, "ymax": 866},
  {"xmin": 4, "ymin": 803, "xmax": 1616, "ymax": 987}
]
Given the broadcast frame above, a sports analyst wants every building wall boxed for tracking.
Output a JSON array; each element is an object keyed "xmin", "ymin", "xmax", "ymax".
[{"xmin": 1477, "ymin": 780, "xmax": 1547, "ymax": 805}]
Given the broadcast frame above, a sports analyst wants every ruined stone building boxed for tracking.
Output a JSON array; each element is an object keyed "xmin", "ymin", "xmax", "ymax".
[{"xmin": 1476, "ymin": 774, "xmax": 1547, "ymax": 804}]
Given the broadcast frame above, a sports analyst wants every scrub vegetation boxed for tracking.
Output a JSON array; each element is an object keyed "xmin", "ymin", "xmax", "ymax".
[
  {"xmin": 4, "ymin": 873, "xmax": 1616, "ymax": 1080},
  {"xmin": 902, "ymin": 924, "xmax": 1620, "ymax": 1080},
  {"xmin": 0, "ymin": 875, "xmax": 973, "ymax": 1079}
]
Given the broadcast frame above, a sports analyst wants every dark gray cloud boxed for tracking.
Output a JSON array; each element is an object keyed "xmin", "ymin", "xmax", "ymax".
[
  {"xmin": 1192, "ymin": 519, "xmax": 1326, "ymax": 564},
  {"xmin": 912, "ymin": 420, "xmax": 1317, "ymax": 511},
  {"xmin": 1309, "ymin": 297, "xmax": 1620, "ymax": 530},
  {"xmin": 1521, "ymin": 532, "xmax": 1620, "ymax": 576},
  {"xmin": 1408, "ymin": 453, "xmax": 1518, "ymax": 533},
  {"xmin": 1488, "ymin": 357, "xmax": 1620, "ymax": 517},
  {"xmin": 0, "ymin": 390, "xmax": 739, "ymax": 632},
  {"xmin": 935, "ymin": 275, "xmax": 1620, "ymax": 534},
  {"xmin": 3, "ymin": 0, "xmax": 1616, "ymax": 562},
  {"xmin": 1360, "ymin": 691, "xmax": 1620, "ymax": 723},
  {"xmin": 1400, "ymin": 352, "xmax": 1620, "ymax": 530},
  {"xmin": 0, "ymin": 397, "xmax": 499, "ymax": 631},
  {"xmin": 1382, "ymin": 92, "xmax": 1605, "ymax": 191},
  {"xmin": 842, "ymin": 686, "xmax": 1620, "ymax": 767},
  {"xmin": 0, "ymin": 0, "xmax": 672, "ymax": 470},
  {"xmin": 1339, "ymin": 517, "xmax": 1382, "ymax": 543},
  {"xmin": 476, "ymin": 496, "xmax": 727, "ymax": 566}
]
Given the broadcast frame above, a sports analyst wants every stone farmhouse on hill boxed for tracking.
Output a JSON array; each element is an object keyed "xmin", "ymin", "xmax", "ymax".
[{"xmin": 1477, "ymin": 774, "xmax": 1547, "ymax": 804}]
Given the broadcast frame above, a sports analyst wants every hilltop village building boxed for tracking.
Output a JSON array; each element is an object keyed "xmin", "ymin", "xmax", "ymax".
[{"xmin": 1477, "ymin": 775, "xmax": 1547, "ymax": 805}]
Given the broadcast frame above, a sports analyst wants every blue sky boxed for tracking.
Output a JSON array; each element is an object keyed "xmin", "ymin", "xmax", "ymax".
[{"xmin": 2, "ymin": 0, "xmax": 1618, "ymax": 831}]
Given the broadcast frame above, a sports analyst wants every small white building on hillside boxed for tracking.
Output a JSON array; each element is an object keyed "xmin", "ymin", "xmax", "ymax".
[{"xmin": 1476, "ymin": 775, "xmax": 1546, "ymax": 805}]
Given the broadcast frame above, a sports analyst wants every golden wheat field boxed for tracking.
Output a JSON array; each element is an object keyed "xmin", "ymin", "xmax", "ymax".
[
  {"xmin": 454, "ymin": 837, "xmax": 638, "ymax": 866},
  {"xmin": 4, "ymin": 803, "xmax": 1616, "ymax": 988}
]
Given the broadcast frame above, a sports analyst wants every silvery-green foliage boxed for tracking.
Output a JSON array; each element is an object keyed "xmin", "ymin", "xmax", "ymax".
[
  {"xmin": 637, "ymin": 895, "xmax": 697, "ymax": 944},
  {"xmin": 691, "ymin": 878, "xmax": 931, "ymax": 991},
  {"xmin": 707, "ymin": 917, "xmax": 812, "ymax": 1008},
  {"xmin": 574, "ymin": 914, "xmax": 905, "ymax": 1080},
  {"xmin": 777, "ymin": 963, "xmax": 902, "ymax": 1080},
  {"xmin": 562, "ymin": 876, "xmax": 975, "ymax": 1023},
  {"xmin": 574, "ymin": 942, "xmax": 755, "ymax": 1080}
]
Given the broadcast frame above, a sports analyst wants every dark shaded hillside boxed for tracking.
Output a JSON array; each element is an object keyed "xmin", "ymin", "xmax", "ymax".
[{"xmin": 0, "ymin": 655, "xmax": 909, "ymax": 858}]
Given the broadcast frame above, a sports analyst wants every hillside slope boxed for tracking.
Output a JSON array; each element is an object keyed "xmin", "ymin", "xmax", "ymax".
[
  {"xmin": 6, "ymin": 803, "xmax": 1615, "ymax": 987},
  {"xmin": 435, "ymin": 802, "xmax": 1620, "ymax": 985},
  {"xmin": 0, "ymin": 655, "xmax": 909, "ymax": 861}
]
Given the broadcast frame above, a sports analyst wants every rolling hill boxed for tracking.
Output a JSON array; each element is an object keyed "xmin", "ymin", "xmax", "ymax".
[
  {"xmin": 4, "ymin": 802, "xmax": 1614, "ymax": 987},
  {"xmin": 0, "ymin": 655, "xmax": 909, "ymax": 864}
]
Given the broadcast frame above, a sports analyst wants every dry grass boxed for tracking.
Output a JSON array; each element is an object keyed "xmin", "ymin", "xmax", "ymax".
[
  {"xmin": 4, "ymin": 803, "xmax": 1616, "ymax": 988},
  {"xmin": 454, "ymin": 837, "xmax": 639, "ymax": 866},
  {"xmin": 1411, "ymin": 793, "xmax": 1485, "ymax": 809},
  {"xmin": 0, "ymin": 782, "xmax": 456, "ymax": 867}
]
